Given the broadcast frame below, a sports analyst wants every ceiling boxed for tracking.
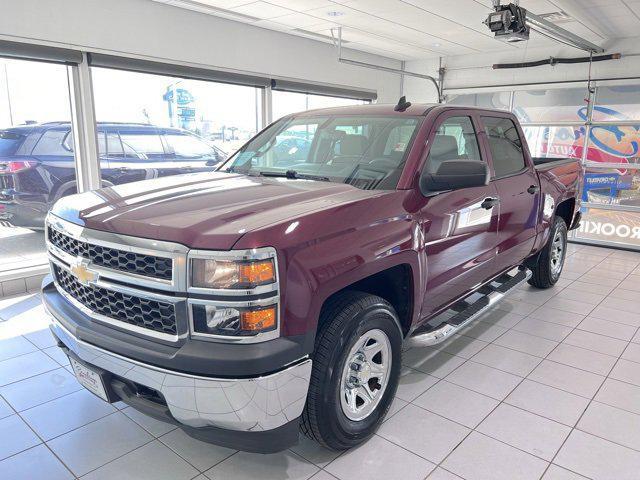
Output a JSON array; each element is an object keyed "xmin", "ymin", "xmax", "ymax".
[{"xmin": 152, "ymin": 0, "xmax": 640, "ymax": 60}]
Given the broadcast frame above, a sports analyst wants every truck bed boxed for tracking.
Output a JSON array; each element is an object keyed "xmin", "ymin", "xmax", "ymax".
[{"xmin": 532, "ymin": 157, "xmax": 580, "ymax": 170}]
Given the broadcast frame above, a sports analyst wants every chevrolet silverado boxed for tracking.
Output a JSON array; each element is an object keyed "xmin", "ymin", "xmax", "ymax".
[{"xmin": 42, "ymin": 102, "xmax": 582, "ymax": 453}]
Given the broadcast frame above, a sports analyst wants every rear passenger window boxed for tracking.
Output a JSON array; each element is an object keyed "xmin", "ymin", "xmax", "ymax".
[
  {"xmin": 119, "ymin": 131, "xmax": 164, "ymax": 160},
  {"xmin": 426, "ymin": 116, "xmax": 481, "ymax": 175},
  {"xmin": 32, "ymin": 129, "xmax": 73, "ymax": 156},
  {"xmin": 482, "ymin": 117, "xmax": 526, "ymax": 178}
]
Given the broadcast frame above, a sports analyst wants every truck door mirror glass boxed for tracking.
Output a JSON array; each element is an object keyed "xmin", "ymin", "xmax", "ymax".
[{"xmin": 421, "ymin": 159, "xmax": 489, "ymax": 193}]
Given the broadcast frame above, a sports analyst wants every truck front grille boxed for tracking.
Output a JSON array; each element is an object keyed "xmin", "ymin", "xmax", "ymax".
[
  {"xmin": 53, "ymin": 264, "xmax": 177, "ymax": 335},
  {"xmin": 48, "ymin": 226, "xmax": 173, "ymax": 281}
]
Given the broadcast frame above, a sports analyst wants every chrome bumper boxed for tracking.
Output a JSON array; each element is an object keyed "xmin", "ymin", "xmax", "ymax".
[{"xmin": 49, "ymin": 317, "xmax": 312, "ymax": 432}]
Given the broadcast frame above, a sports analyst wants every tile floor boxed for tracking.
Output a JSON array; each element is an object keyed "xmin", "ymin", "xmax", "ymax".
[
  {"xmin": 1, "ymin": 243, "xmax": 640, "ymax": 479},
  {"xmin": 0, "ymin": 226, "xmax": 46, "ymax": 274}
]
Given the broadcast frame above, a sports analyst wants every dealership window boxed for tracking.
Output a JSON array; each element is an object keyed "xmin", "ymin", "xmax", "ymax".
[
  {"xmin": 512, "ymin": 88, "xmax": 588, "ymax": 123},
  {"xmin": 91, "ymin": 67, "xmax": 258, "ymax": 188},
  {"xmin": 0, "ymin": 58, "xmax": 77, "ymax": 274},
  {"xmin": 572, "ymin": 84, "xmax": 640, "ymax": 248},
  {"xmin": 272, "ymin": 90, "xmax": 368, "ymax": 120},
  {"xmin": 446, "ymin": 92, "xmax": 511, "ymax": 111}
]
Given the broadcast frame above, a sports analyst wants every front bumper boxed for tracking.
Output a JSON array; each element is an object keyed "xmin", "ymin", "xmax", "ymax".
[{"xmin": 47, "ymin": 305, "xmax": 312, "ymax": 453}]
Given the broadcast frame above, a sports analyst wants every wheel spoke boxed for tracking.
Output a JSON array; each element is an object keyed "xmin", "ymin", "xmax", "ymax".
[
  {"xmin": 362, "ymin": 341, "xmax": 383, "ymax": 363},
  {"xmin": 357, "ymin": 385, "xmax": 374, "ymax": 404},
  {"xmin": 345, "ymin": 387, "xmax": 358, "ymax": 411},
  {"xmin": 368, "ymin": 362, "xmax": 386, "ymax": 378}
]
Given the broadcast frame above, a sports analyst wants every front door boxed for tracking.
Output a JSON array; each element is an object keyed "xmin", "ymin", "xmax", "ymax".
[{"xmin": 418, "ymin": 113, "xmax": 501, "ymax": 320}]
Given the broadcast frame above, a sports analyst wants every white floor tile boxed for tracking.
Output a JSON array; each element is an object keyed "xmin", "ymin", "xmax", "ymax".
[
  {"xmin": 378, "ymin": 404, "xmax": 470, "ymax": 463},
  {"xmin": 159, "ymin": 428, "xmax": 236, "ymax": 471},
  {"xmin": 442, "ymin": 432, "xmax": 548, "ymax": 480},
  {"xmin": 0, "ymin": 444, "xmax": 72, "ymax": 480},
  {"xmin": 324, "ymin": 435, "xmax": 434, "ymax": 480},
  {"xmin": 445, "ymin": 361, "xmax": 521, "ymax": 400},
  {"xmin": 555, "ymin": 430, "xmax": 640, "ymax": 480},
  {"xmin": 527, "ymin": 360, "xmax": 605, "ymax": 398},
  {"xmin": 477, "ymin": 404, "xmax": 570, "ymax": 461},
  {"xmin": 21, "ymin": 389, "xmax": 116, "ymax": 440},
  {"xmin": 47, "ymin": 412, "xmax": 152, "ymax": 476},
  {"xmin": 0, "ymin": 367, "xmax": 81, "ymax": 412},
  {"xmin": 0, "ymin": 414, "xmax": 40, "ymax": 460},
  {"xmin": 82, "ymin": 440, "xmax": 198, "ymax": 480},
  {"xmin": 205, "ymin": 450, "xmax": 319, "ymax": 480}
]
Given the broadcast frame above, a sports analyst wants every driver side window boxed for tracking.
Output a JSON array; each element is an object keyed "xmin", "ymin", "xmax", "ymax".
[{"xmin": 426, "ymin": 116, "xmax": 482, "ymax": 175}]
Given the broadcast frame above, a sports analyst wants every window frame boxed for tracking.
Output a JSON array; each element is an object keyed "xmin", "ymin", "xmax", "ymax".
[
  {"xmin": 420, "ymin": 112, "xmax": 486, "ymax": 180},
  {"xmin": 479, "ymin": 114, "xmax": 530, "ymax": 181}
]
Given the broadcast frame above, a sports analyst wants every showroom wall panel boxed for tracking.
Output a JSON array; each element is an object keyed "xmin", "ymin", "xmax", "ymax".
[{"xmin": 0, "ymin": 0, "xmax": 400, "ymax": 103}]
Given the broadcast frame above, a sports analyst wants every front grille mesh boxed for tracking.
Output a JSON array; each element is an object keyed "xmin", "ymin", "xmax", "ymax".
[
  {"xmin": 48, "ymin": 226, "xmax": 173, "ymax": 280},
  {"xmin": 53, "ymin": 264, "xmax": 177, "ymax": 335}
]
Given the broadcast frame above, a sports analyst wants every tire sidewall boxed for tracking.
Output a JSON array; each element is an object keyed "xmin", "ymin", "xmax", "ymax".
[
  {"xmin": 319, "ymin": 303, "xmax": 402, "ymax": 447},
  {"xmin": 549, "ymin": 218, "xmax": 568, "ymax": 284}
]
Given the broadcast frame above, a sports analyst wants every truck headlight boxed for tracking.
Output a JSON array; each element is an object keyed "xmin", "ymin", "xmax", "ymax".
[
  {"xmin": 190, "ymin": 257, "xmax": 275, "ymax": 289},
  {"xmin": 191, "ymin": 303, "xmax": 277, "ymax": 336}
]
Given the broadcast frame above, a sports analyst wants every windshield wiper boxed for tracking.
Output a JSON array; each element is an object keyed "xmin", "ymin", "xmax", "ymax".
[{"xmin": 259, "ymin": 170, "xmax": 330, "ymax": 182}]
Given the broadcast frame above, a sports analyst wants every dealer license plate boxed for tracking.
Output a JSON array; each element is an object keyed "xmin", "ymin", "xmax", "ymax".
[{"xmin": 69, "ymin": 357, "xmax": 109, "ymax": 402}]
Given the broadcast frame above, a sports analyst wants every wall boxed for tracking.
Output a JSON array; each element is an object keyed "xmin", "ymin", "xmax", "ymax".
[
  {"xmin": 404, "ymin": 38, "xmax": 640, "ymax": 102},
  {"xmin": 0, "ymin": 0, "xmax": 402, "ymax": 102}
]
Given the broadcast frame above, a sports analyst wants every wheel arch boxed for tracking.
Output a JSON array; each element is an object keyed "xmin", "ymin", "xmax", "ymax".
[{"xmin": 316, "ymin": 262, "xmax": 416, "ymax": 338}]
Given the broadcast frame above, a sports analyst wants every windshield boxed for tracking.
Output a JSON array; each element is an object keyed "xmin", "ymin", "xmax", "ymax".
[
  {"xmin": 221, "ymin": 114, "xmax": 422, "ymax": 190},
  {"xmin": 0, "ymin": 131, "xmax": 26, "ymax": 156}
]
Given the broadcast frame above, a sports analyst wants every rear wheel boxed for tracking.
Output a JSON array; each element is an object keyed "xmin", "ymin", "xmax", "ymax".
[
  {"xmin": 300, "ymin": 291, "xmax": 402, "ymax": 450},
  {"xmin": 528, "ymin": 216, "xmax": 567, "ymax": 289}
]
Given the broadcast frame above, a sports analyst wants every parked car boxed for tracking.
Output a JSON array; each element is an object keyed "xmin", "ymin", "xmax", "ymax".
[
  {"xmin": 42, "ymin": 103, "xmax": 581, "ymax": 454},
  {"xmin": 0, "ymin": 122, "xmax": 226, "ymax": 229}
]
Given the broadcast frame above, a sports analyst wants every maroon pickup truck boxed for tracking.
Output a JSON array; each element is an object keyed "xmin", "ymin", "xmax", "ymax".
[{"xmin": 43, "ymin": 102, "xmax": 582, "ymax": 453}]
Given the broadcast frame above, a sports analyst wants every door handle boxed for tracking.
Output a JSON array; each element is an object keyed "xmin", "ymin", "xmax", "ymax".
[
  {"xmin": 527, "ymin": 184, "xmax": 540, "ymax": 194},
  {"xmin": 481, "ymin": 197, "xmax": 500, "ymax": 210}
]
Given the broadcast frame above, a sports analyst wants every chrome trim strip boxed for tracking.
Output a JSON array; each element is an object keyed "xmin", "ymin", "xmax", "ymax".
[
  {"xmin": 46, "ymin": 213, "xmax": 188, "ymax": 292},
  {"xmin": 49, "ymin": 254, "xmax": 183, "ymax": 304},
  {"xmin": 49, "ymin": 316, "xmax": 312, "ymax": 432},
  {"xmin": 49, "ymin": 256, "xmax": 186, "ymax": 342}
]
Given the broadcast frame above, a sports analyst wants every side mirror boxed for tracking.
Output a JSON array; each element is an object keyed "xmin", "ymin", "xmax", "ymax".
[{"xmin": 420, "ymin": 160, "xmax": 489, "ymax": 193}]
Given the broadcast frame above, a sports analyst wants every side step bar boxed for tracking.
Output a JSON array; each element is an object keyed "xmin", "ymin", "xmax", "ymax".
[{"xmin": 407, "ymin": 268, "xmax": 532, "ymax": 348}]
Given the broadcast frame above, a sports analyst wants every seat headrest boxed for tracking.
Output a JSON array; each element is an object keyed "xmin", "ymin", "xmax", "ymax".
[
  {"xmin": 339, "ymin": 135, "xmax": 368, "ymax": 156},
  {"xmin": 429, "ymin": 134, "xmax": 460, "ymax": 161}
]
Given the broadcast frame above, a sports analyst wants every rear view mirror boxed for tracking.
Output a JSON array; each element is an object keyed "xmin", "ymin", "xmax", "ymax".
[{"xmin": 420, "ymin": 160, "xmax": 489, "ymax": 193}]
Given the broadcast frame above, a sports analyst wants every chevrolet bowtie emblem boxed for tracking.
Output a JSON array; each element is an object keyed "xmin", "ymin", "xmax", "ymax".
[{"xmin": 70, "ymin": 259, "xmax": 98, "ymax": 286}]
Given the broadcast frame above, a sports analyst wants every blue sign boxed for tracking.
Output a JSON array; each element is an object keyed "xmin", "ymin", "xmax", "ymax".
[{"xmin": 163, "ymin": 88, "xmax": 194, "ymax": 106}]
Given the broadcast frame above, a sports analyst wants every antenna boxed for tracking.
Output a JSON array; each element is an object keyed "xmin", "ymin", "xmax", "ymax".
[{"xmin": 394, "ymin": 96, "xmax": 412, "ymax": 112}]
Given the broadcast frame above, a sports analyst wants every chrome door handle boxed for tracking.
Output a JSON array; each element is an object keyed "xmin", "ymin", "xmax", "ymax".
[
  {"xmin": 527, "ymin": 184, "xmax": 540, "ymax": 194},
  {"xmin": 481, "ymin": 197, "xmax": 500, "ymax": 210}
]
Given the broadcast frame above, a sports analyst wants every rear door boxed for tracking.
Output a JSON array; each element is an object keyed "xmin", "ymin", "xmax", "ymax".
[
  {"xmin": 418, "ymin": 112, "xmax": 501, "ymax": 319},
  {"xmin": 479, "ymin": 114, "xmax": 540, "ymax": 272},
  {"xmin": 108, "ymin": 127, "xmax": 166, "ymax": 184},
  {"xmin": 162, "ymin": 131, "xmax": 225, "ymax": 174}
]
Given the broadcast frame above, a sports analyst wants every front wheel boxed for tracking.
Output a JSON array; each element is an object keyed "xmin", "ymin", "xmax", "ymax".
[
  {"xmin": 300, "ymin": 291, "xmax": 402, "ymax": 450},
  {"xmin": 528, "ymin": 216, "xmax": 568, "ymax": 288}
]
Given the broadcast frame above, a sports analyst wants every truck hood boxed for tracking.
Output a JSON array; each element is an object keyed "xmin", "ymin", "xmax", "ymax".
[{"xmin": 51, "ymin": 171, "xmax": 383, "ymax": 249}]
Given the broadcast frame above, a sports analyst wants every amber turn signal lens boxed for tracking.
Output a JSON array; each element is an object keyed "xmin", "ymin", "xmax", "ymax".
[
  {"xmin": 240, "ymin": 306, "xmax": 276, "ymax": 332},
  {"xmin": 239, "ymin": 259, "xmax": 275, "ymax": 285}
]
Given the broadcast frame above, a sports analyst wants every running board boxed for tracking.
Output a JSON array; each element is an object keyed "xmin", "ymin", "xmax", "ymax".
[{"xmin": 407, "ymin": 268, "xmax": 532, "ymax": 348}]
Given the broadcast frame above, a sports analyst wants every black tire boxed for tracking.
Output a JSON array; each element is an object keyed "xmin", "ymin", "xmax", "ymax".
[
  {"xmin": 300, "ymin": 291, "xmax": 402, "ymax": 450},
  {"xmin": 528, "ymin": 216, "xmax": 568, "ymax": 289}
]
